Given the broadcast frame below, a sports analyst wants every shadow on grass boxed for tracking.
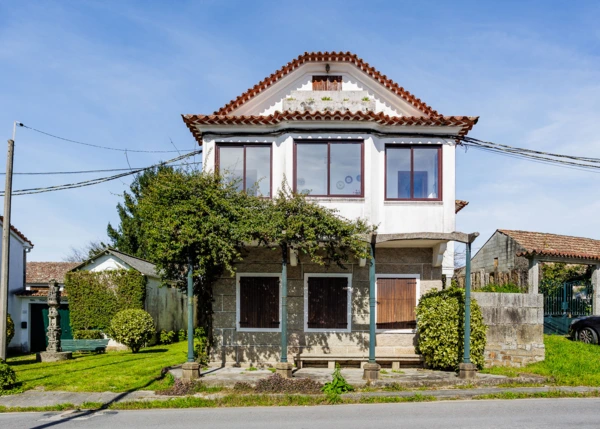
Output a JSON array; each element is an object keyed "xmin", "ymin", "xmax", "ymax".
[
  {"xmin": 28, "ymin": 367, "xmax": 171, "ymax": 429},
  {"xmin": 137, "ymin": 349, "xmax": 168, "ymax": 354}
]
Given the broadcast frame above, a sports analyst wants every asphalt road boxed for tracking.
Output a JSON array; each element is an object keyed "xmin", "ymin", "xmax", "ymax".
[{"xmin": 2, "ymin": 398, "xmax": 598, "ymax": 429}]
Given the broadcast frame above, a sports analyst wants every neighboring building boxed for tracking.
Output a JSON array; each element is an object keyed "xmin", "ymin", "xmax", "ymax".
[
  {"xmin": 14, "ymin": 262, "xmax": 78, "ymax": 353},
  {"xmin": 70, "ymin": 248, "xmax": 191, "ymax": 344},
  {"xmin": 455, "ymin": 229, "xmax": 600, "ymax": 294},
  {"xmin": 182, "ymin": 51, "xmax": 479, "ymax": 367},
  {"xmin": 2, "ymin": 217, "xmax": 34, "ymax": 353}
]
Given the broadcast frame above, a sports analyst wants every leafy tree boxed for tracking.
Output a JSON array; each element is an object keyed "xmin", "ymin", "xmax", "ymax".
[
  {"xmin": 541, "ymin": 262, "xmax": 591, "ymax": 285},
  {"xmin": 107, "ymin": 165, "xmax": 174, "ymax": 259}
]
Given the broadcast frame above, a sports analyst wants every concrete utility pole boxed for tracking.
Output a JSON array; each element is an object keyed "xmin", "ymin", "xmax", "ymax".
[{"xmin": 0, "ymin": 122, "xmax": 16, "ymax": 361}]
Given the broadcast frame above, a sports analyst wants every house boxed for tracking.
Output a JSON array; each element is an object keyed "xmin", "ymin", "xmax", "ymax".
[
  {"xmin": 14, "ymin": 262, "xmax": 79, "ymax": 353},
  {"xmin": 70, "ymin": 248, "xmax": 191, "ymax": 345},
  {"xmin": 182, "ymin": 52, "xmax": 479, "ymax": 369},
  {"xmin": 2, "ymin": 216, "xmax": 35, "ymax": 353},
  {"xmin": 455, "ymin": 229, "xmax": 600, "ymax": 299}
]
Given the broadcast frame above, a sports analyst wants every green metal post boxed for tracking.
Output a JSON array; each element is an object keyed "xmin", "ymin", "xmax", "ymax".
[
  {"xmin": 463, "ymin": 242, "xmax": 472, "ymax": 364},
  {"xmin": 369, "ymin": 243, "xmax": 376, "ymax": 364},
  {"xmin": 280, "ymin": 244, "xmax": 288, "ymax": 363},
  {"xmin": 187, "ymin": 256, "xmax": 194, "ymax": 363}
]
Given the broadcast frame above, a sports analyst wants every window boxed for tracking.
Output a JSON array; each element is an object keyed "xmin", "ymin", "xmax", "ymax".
[
  {"xmin": 295, "ymin": 141, "xmax": 363, "ymax": 197},
  {"xmin": 304, "ymin": 275, "xmax": 351, "ymax": 332},
  {"xmin": 376, "ymin": 277, "xmax": 418, "ymax": 331},
  {"xmin": 217, "ymin": 144, "xmax": 272, "ymax": 197},
  {"xmin": 385, "ymin": 146, "xmax": 441, "ymax": 200},
  {"xmin": 312, "ymin": 75, "xmax": 342, "ymax": 91},
  {"xmin": 237, "ymin": 275, "xmax": 281, "ymax": 331}
]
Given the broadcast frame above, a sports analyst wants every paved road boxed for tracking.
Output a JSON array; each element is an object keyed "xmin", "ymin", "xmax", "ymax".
[{"xmin": 1, "ymin": 398, "xmax": 598, "ymax": 429}]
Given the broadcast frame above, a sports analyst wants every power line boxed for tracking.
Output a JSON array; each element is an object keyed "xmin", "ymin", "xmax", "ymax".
[
  {"xmin": 1, "ymin": 150, "xmax": 202, "ymax": 196},
  {"xmin": 0, "ymin": 161, "xmax": 203, "ymax": 176},
  {"xmin": 19, "ymin": 123, "xmax": 194, "ymax": 154}
]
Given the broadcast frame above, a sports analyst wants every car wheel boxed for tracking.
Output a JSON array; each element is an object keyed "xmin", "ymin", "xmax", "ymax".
[{"xmin": 577, "ymin": 327, "xmax": 599, "ymax": 344}]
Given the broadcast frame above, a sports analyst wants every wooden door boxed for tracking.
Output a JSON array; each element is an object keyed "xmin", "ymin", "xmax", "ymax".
[{"xmin": 376, "ymin": 278, "xmax": 417, "ymax": 330}]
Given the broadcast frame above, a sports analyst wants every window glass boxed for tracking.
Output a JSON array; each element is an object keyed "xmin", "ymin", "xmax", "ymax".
[
  {"xmin": 330, "ymin": 143, "xmax": 361, "ymax": 195},
  {"xmin": 413, "ymin": 148, "xmax": 439, "ymax": 199},
  {"xmin": 219, "ymin": 147, "xmax": 244, "ymax": 191},
  {"xmin": 245, "ymin": 146, "xmax": 271, "ymax": 197},
  {"xmin": 296, "ymin": 144, "xmax": 327, "ymax": 195},
  {"xmin": 386, "ymin": 148, "xmax": 411, "ymax": 199}
]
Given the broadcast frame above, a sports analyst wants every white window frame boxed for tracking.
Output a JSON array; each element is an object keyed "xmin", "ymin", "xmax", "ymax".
[
  {"xmin": 375, "ymin": 274, "xmax": 420, "ymax": 334},
  {"xmin": 236, "ymin": 273, "xmax": 282, "ymax": 333},
  {"xmin": 304, "ymin": 273, "xmax": 352, "ymax": 333}
]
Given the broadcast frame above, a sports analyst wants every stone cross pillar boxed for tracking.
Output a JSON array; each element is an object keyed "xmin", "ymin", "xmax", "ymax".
[
  {"xmin": 36, "ymin": 279, "xmax": 72, "ymax": 362},
  {"xmin": 528, "ymin": 258, "xmax": 539, "ymax": 294}
]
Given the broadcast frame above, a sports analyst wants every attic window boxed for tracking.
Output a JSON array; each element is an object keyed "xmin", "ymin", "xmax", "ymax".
[{"xmin": 312, "ymin": 75, "xmax": 342, "ymax": 91}]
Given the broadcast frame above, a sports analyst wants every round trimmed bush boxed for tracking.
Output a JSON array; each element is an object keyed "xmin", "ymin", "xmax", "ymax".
[
  {"xmin": 7, "ymin": 314, "xmax": 14, "ymax": 345},
  {"xmin": 109, "ymin": 309, "xmax": 155, "ymax": 353},
  {"xmin": 0, "ymin": 360, "xmax": 17, "ymax": 390},
  {"xmin": 415, "ymin": 287, "xmax": 486, "ymax": 370}
]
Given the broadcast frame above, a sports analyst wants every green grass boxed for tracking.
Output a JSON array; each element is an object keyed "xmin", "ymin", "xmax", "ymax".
[
  {"xmin": 482, "ymin": 335, "xmax": 600, "ymax": 386},
  {"xmin": 6, "ymin": 341, "xmax": 187, "ymax": 393},
  {"xmin": 473, "ymin": 390, "xmax": 600, "ymax": 400}
]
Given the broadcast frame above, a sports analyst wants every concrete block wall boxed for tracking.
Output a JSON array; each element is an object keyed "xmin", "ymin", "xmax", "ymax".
[
  {"xmin": 211, "ymin": 247, "xmax": 442, "ymax": 366},
  {"xmin": 473, "ymin": 292, "xmax": 545, "ymax": 368}
]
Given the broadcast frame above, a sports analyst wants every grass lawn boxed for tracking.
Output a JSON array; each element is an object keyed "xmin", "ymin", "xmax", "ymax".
[
  {"xmin": 482, "ymin": 334, "xmax": 600, "ymax": 386},
  {"xmin": 6, "ymin": 341, "xmax": 187, "ymax": 393}
]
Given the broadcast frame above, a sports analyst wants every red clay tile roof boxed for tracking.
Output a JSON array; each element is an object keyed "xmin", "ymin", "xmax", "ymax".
[
  {"xmin": 499, "ymin": 230, "xmax": 600, "ymax": 261},
  {"xmin": 182, "ymin": 111, "xmax": 478, "ymax": 143},
  {"xmin": 0, "ymin": 216, "xmax": 33, "ymax": 247},
  {"xmin": 26, "ymin": 262, "xmax": 79, "ymax": 284},
  {"xmin": 455, "ymin": 200, "xmax": 469, "ymax": 214},
  {"xmin": 215, "ymin": 51, "xmax": 441, "ymax": 117}
]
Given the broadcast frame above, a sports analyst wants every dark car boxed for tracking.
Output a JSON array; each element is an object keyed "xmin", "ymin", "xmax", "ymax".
[{"xmin": 569, "ymin": 316, "xmax": 600, "ymax": 344}]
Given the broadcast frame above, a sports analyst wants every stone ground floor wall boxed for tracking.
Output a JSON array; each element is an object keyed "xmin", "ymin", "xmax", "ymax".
[
  {"xmin": 211, "ymin": 247, "xmax": 443, "ymax": 366},
  {"xmin": 472, "ymin": 292, "xmax": 545, "ymax": 368}
]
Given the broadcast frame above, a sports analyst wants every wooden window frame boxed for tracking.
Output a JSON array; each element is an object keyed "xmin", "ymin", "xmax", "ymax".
[
  {"xmin": 375, "ymin": 274, "xmax": 420, "ymax": 334},
  {"xmin": 216, "ymin": 143, "xmax": 273, "ymax": 198},
  {"xmin": 236, "ymin": 273, "xmax": 282, "ymax": 332},
  {"xmin": 384, "ymin": 145, "xmax": 443, "ymax": 201},
  {"xmin": 294, "ymin": 140, "xmax": 364, "ymax": 198},
  {"xmin": 303, "ymin": 273, "xmax": 352, "ymax": 333},
  {"xmin": 312, "ymin": 75, "xmax": 343, "ymax": 91}
]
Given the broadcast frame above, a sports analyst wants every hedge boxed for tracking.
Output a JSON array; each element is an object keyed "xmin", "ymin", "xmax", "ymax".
[
  {"xmin": 415, "ymin": 287, "xmax": 487, "ymax": 370},
  {"xmin": 65, "ymin": 269, "xmax": 146, "ymax": 332}
]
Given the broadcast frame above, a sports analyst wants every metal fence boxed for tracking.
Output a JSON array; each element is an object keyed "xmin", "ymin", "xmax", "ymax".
[{"xmin": 540, "ymin": 280, "xmax": 593, "ymax": 317}]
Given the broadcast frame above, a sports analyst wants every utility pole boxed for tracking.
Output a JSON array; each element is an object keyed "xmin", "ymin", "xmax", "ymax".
[{"xmin": 0, "ymin": 122, "xmax": 16, "ymax": 361}]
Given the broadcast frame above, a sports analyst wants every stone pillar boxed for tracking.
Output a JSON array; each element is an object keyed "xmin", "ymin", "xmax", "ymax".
[
  {"xmin": 592, "ymin": 265, "xmax": 600, "ymax": 316},
  {"xmin": 182, "ymin": 361, "xmax": 200, "ymax": 380},
  {"xmin": 37, "ymin": 280, "xmax": 72, "ymax": 362},
  {"xmin": 528, "ymin": 258, "xmax": 539, "ymax": 294}
]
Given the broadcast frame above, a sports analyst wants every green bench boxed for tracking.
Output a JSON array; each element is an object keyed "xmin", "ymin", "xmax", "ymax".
[{"xmin": 61, "ymin": 339, "xmax": 110, "ymax": 353}]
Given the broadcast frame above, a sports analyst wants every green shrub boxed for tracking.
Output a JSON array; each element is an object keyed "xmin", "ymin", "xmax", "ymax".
[
  {"xmin": 160, "ymin": 330, "xmax": 176, "ymax": 345},
  {"xmin": 73, "ymin": 329, "xmax": 104, "ymax": 340},
  {"xmin": 322, "ymin": 364, "xmax": 354, "ymax": 395},
  {"xmin": 110, "ymin": 309, "xmax": 155, "ymax": 353},
  {"xmin": 65, "ymin": 269, "xmax": 146, "ymax": 332},
  {"xmin": 178, "ymin": 329, "xmax": 186, "ymax": 342},
  {"xmin": 415, "ymin": 287, "xmax": 486, "ymax": 370},
  {"xmin": 0, "ymin": 360, "xmax": 17, "ymax": 390},
  {"xmin": 477, "ymin": 283, "xmax": 522, "ymax": 293},
  {"xmin": 6, "ymin": 314, "xmax": 14, "ymax": 345},
  {"xmin": 193, "ymin": 327, "xmax": 208, "ymax": 366}
]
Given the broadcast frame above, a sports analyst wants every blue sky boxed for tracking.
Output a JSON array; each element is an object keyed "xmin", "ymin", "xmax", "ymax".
[{"xmin": 1, "ymin": 0, "xmax": 599, "ymax": 261}]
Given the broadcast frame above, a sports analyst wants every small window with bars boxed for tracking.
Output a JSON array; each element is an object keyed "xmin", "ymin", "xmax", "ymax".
[
  {"xmin": 376, "ymin": 278, "xmax": 417, "ymax": 330},
  {"xmin": 238, "ymin": 276, "xmax": 280, "ymax": 330},
  {"xmin": 312, "ymin": 75, "xmax": 342, "ymax": 91},
  {"xmin": 305, "ymin": 275, "xmax": 350, "ymax": 331}
]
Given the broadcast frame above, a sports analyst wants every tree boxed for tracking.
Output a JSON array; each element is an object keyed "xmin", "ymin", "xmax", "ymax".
[
  {"xmin": 63, "ymin": 240, "xmax": 106, "ymax": 262},
  {"xmin": 107, "ymin": 165, "xmax": 174, "ymax": 259}
]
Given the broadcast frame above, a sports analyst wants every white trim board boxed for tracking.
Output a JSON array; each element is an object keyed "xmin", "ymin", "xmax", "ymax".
[
  {"xmin": 303, "ymin": 273, "xmax": 353, "ymax": 333},
  {"xmin": 235, "ymin": 273, "xmax": 282, "ymax": 333},
  {"xmin": 375, "ymin": 274, "xmax": 420, "ymax": 334}
]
